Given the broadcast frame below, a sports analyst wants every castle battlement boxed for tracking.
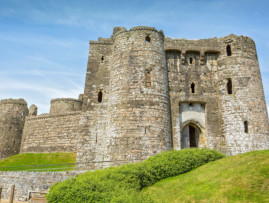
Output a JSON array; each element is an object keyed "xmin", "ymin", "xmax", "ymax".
[
  {"xmin": 0, "ymin": 98, "xmax": 28, "ymax": 106},
  {"xmin": 0, "ymin": 26, "xmax": 268, "ymax": 170}
]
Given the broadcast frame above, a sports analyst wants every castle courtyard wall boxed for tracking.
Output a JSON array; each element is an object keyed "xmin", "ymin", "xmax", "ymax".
[{"xmin": 20, "ymin": 112, "xmax": 87, "ymax": 153}]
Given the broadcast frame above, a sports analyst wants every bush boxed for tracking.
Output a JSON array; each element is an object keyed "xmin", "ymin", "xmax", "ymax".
[{"xmin": 47, "ymin": 149, "xmax": 225, "ymax": 202}]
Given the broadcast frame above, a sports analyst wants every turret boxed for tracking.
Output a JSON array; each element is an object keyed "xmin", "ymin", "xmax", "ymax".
[
  {"xmin": 49, "ymin": 98, "xmax": 82, "ymax": 115},
  {"xmin": 217, "ymin": 35, "xmax": 269, "ymax": 155},
  {"xmin": 107, "ymin": 26, "xmax": 172, "ymax": 161},
  {"xmin": 0, "ymin": 99, "xmax": 28, "ymax": 160}
]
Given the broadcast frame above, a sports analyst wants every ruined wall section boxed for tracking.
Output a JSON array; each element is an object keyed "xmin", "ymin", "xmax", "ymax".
[
  {"xmin": 0, "ymin": 99, "xmax": 28, "ymax": 160},
  {"xmin": 49, "ymin": 98, "xmax": 82, "ymax": 114},
  {"xmin": 165, "ymin": 38, "xmax": 224, "ymax": 152},
  {"xmin": 217, "ymin": 35, "xmax": 269, "ymax": 155},
  {"xmin": 20, "ymin": 112, "xmax": 88, "ymax": 153}
]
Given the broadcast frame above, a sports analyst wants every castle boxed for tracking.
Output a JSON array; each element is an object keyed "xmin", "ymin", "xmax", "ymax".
[{"xmin": 0, "ymin": 26, "xmax": 268, "ymax": 170}]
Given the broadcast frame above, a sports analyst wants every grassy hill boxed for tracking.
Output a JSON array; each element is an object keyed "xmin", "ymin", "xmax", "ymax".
[
  {"xmin": 47, "ymin": 149, "xmax": 225, "ymax": 203},
  {"xmin": 142, "ymin": 150, "xmax": 269, "ymax": 203},
  {"xmin": 0, "ymin": 152, "xmax": 76, "ymax": 171}
]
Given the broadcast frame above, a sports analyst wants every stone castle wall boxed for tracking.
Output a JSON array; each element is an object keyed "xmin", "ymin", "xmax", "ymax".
[
  {"xmin": 76, "ymin": 27, "xmax": 173, "ymax": 169},
  {"xmin": 165, "ymin": 34, "xmax": 269, "ymax": 155},
  {"xmin": 0, "ymin": 26, "xmax": 268, "ymax": 170},
  {"xmin": 0, "ymin": 171, "xmax": 81, "ymax": 201},
  {"xmin": 20, "ymin": 112, "xmax": 86, "ymax": 153},
  {"xmin": 165, "ymin": 37, "xmax": 224, "ymax": 152},
  {"xmin": 217, "ymin": 35, "xmax": 269, "ymax": 155}
]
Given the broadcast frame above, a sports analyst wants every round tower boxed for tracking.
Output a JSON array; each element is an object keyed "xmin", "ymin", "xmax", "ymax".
[
  {"xmin": 217, "ymin": 35, "xmax": 269, "ymax": 155},
  {"xmin": 0, "ymin": 99, "xmax": 28, "ymax": 160},
  {"xmin": 49, "ymin": 98, "xmax": 82, "ymax": 114},
  {"xmin": 107, "ymin": 26, "xmax": 172, "ymax": 162}
]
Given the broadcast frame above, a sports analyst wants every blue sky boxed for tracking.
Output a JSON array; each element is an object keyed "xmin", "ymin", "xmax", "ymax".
[{"xmin": 0, "ymin": 0, "xmax": 269, "ymax": 114}]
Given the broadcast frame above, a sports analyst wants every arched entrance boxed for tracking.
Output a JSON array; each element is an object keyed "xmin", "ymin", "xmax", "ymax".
[{"xmin": 181, "ymin": 124, "xmax": 200, "ymax": 149}]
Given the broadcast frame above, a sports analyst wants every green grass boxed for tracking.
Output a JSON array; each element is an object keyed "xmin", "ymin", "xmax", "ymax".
[
  {"xmin": 0, "ymin": 152, "xmax": 76, "ymax": 171},
  {"xmin": 142, "ymin": 150, "xmax": 269, "ymax": 203}
]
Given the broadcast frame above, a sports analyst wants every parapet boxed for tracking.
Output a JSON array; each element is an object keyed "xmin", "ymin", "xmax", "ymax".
[
  {"xmin": 111, "ymin": 26, "xmax": 164, "ymax": 41},
  {"xmin": 49, "ymin": 98, "xmax": 82, "ymax": 115}
]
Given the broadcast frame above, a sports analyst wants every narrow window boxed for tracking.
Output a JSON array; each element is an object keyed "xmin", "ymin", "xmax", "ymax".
[
  {"xmin": 226, "ymin": 45, "xmax": 232, "ymax": 56},
  {"xmin": 227, "ymin": 79, "xmax": 232, "ymax": 94},
  {"xmin": 101, "ymin": 56, "xmax": 104, "ymax": 63},
  {"xmin": 98, "ymin": 91, "xmax": 103, "ymax": 103},
  {"xmin": 189, "ymin": 57, "xmax": 193, "ymax": 64},
  {"xmin": 244, "ymin": 121, "xmax": 248, "ymax": 133},
  {"xmin": 189, "ymin": 103, "xmax": 193, "ymax": 107},
  {"xmin": 191, "ymin": 83, "xmax": 195, "ymax": 93},
  {"xmin": 95, "ymin": 135, "xmax": 98, "ymax": 143},
  {"xmin": 145, "ymin": 71, "xmax": 151, "ymax": 87},
  {"xmin": 145, "ymin": 36, "xmax": 151, "ymax": 43}
]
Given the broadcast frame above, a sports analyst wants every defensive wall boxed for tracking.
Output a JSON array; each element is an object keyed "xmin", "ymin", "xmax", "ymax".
[
  {"xmin": 0, "ymin": 171, "xmax": 82, "ymax": 201},
  {"xmin": 20, "ymin": 112, "xmax": 85, "ymax": 153}
]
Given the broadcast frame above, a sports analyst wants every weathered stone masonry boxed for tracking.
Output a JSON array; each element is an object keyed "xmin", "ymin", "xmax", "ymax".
[
  {"xmin": 0, "ymin": 26, "xmax": 268, "ymax": 169},
  {"xmin": 0, "ymin": 171, "xmax": 82, "ymax": 201}
]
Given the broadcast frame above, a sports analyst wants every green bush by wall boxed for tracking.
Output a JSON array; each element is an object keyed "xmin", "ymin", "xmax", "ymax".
[{"xmin": 47, "ymin": 148, "xmax": 225, "ymax": 202}]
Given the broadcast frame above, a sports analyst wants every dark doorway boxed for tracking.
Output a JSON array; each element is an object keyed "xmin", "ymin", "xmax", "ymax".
[
  {"xmin": 181, "ymin": 124, "xmax": 200, "ymax": 149},
  {"xmin": 189, "ymin": 126, "xmax": 197, "ymax": 147}
]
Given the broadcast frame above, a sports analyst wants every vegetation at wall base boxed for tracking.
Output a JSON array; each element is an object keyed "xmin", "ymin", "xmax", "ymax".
[
  {"xmin": 47, "ymin": 148, "xmax": 225, "ymax": 202},
  {"xmin": 0, "ymin": 152, "xmax": 76, "ymax": 171},
  {"xmin": 143, "ymin": 150, "xmax": 269, "ymax": 203}
]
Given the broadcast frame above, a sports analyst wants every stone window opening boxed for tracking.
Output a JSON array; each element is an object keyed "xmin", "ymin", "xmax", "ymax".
[
  {"xmin": 226, "ymin": 45, "xmax": 232, "ymax": 56},
  {"xmin": 227, "ymin": 79, "xmax": 232, "ymax": 94},
  {"xmin": 145, "ymin": 36, "xmax": 151, "ymax": 43},
  {"xmin": 95, "ymin": 135, "xmax": 98, "ymax": 143},
  {"xmin": 189, "ymin": 103, "xmax": 193, "ymax": 107},
  {"xmin": 191, "ymin": 83, "xmax": 195, "ymax": 93},
  {"xmin": 101, "ymin": 56, "xmax": 104, "ymax": 63},
  {"xmin": 244, "ymin": 121, "xmax": 248, "ymax": 133},
  {"xmin": 145, "ymin": 71, "xmax": 151, "ymax": 87},
  {"xmin": 189, "ymin": 57, "xmax": 193, "ymax": 64},
  {"xmin": 98, "ymin": 91, "xmax": 103, "ymax": 103}
]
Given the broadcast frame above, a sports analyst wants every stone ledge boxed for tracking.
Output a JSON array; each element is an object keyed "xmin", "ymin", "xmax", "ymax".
[
  {"xmin": 50, "ymin": 98, "xmax": 82, "ymax": 103},
  {"xmin": 26, "ymin": 112, "xmax": 82, "ymax": 121}
]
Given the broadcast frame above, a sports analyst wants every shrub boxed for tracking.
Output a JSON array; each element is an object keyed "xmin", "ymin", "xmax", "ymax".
[{"xmin": 47, "ymin": 148, "xmax": 225, "ymax": 202}]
